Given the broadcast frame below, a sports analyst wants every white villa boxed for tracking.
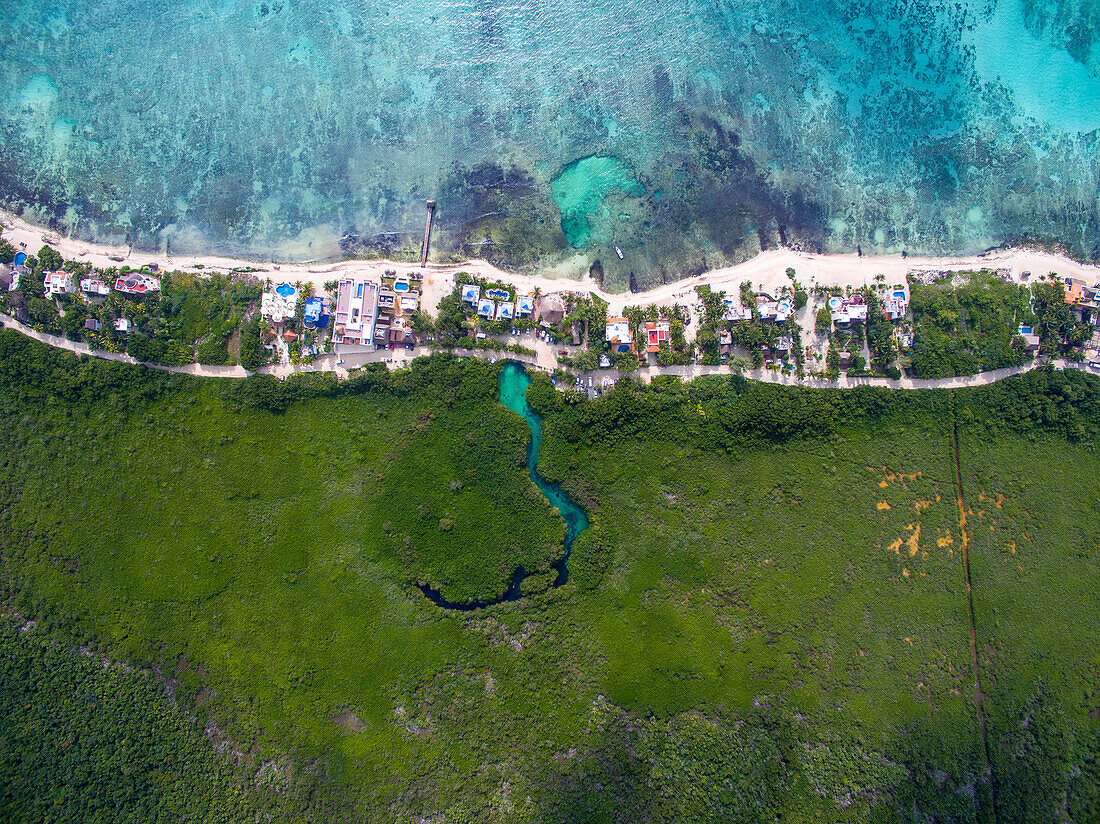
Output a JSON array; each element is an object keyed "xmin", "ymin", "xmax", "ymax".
[{"xmin": 332, "ymin": 278, "xmax": 380, "ymax": 346}]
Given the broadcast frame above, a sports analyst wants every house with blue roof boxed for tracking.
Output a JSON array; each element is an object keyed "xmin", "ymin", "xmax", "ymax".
[{"xmin": 303, "ymin": 296, "xmax": 329, "ymax": 329}]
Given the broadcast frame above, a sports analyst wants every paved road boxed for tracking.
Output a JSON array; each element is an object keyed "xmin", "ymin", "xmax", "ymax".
[
  {"xmin": 634, "ymin": 358, "xmax": 1062, "ymax": 390},
  {"xmin": 2, "ymin": 312, "xmax": 1083, "ymax": 390}
]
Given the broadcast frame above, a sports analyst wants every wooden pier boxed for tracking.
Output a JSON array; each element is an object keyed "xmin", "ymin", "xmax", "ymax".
[{"xmin": 420, "ymin": 199, "xmax": 435, "ymax": 268}]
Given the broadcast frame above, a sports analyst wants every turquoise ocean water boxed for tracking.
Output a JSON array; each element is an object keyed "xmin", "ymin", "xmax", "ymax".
[{"xmin": 0, "ymin": 0, "xmax": 1097, "ymax": 285}]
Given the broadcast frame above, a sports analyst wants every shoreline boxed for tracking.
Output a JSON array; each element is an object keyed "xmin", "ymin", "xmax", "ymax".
[{"xmin": 5, "ymin": 210, "xmax": 1100, "ymax": 321}]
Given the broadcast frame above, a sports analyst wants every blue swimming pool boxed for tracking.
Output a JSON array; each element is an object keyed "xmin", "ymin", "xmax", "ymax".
[
  {"xmin": 275, "ymin": 282, "xmax": 295, "ymax": 298},
  {"xmin": 13, "ymin": 252, "xmax": 26, "ymax": 267},
  {"xmin": 393, "ymin": 280, "xmax": 409, "ymax": 292}
]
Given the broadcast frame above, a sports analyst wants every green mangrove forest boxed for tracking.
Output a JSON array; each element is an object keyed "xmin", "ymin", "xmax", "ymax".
[{"xmin": 0, "ymin": 329, "xmax": 1098, "ymax": 823}]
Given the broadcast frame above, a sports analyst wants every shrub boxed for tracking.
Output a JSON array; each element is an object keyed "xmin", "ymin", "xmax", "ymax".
[
  {"xmin": 36, "ymin": 245, "xmax": 63, "ymax": 272},
  {"xmin": 238, "ymin": 319, "xmax": 266, "ymax": 370}
]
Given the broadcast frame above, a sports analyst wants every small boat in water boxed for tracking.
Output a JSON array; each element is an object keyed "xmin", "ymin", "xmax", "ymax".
[{"xmin": 615, "ymin": 246, "xmax": 624, "ymax": 260}]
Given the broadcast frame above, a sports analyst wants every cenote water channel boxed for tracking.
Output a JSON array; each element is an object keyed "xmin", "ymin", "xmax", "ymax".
[{"xmin": 419, "ymin": 362, "xmax": 589, "ymax": 610}]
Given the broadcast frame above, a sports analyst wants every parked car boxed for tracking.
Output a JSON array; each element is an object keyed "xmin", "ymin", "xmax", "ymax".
[{"xmin": 558, "ymin": 350, "xmax": 568, "ymax": 356}]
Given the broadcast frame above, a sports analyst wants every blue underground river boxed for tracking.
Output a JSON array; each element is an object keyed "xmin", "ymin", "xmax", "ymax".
[{"xmin": 419, "ymin": 361, "xmax": 589, "ymax": 610}]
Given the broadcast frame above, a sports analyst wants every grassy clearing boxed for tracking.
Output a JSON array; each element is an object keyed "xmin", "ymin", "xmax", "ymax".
[{"xmin": 1, "ymin": 333, "xmax": 1098, "ymax": 821}]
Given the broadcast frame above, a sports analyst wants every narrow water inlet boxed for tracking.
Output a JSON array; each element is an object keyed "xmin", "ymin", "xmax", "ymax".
[{"xmin": 419, "ymin": 361, "xmax": 589, "ymax": 609}]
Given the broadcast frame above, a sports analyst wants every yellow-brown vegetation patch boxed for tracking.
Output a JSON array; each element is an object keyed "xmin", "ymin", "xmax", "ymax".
[
  {"xmin": 906, "ymin": 522, "xmax": 921, "ymax": 556},
  {"xmin": 938, "ymin": 532, "xmax": 953, "ymax": 548},
  {"xmin": 978, "ymin": 491, "xmax": 1005, "ymax": 509},
  {"xmin": 877, "ymin": 501, "xmax": 891, "ymax": 510},
  {"xmin": 873, "ymin": 468, "xmax": 923, "ymax": 490}
]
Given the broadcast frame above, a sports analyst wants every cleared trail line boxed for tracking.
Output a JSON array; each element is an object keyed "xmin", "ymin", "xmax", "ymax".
[{"xmin": 951, "ymin": 410, "xmax": 998, "ymax": 818}]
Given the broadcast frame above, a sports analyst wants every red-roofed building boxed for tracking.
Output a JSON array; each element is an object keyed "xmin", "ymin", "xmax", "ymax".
[
  {"xmin": 645, "ymin": 320, "xmax": 670, "ymax": 353},
  {"xmin": 114, "ymin": 274, "xmax": 160, "ymax": 295}
]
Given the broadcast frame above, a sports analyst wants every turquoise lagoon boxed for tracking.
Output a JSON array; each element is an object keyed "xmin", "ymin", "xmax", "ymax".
[{"xmin": 0, "ymin": 0, "xmax": 1098, "ymax": 285}]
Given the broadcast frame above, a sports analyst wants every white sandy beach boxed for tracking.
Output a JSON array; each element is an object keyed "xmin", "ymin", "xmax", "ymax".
[{"xmin": 4, "ymin": 210, "xmax": 1099, "ymax": 319}]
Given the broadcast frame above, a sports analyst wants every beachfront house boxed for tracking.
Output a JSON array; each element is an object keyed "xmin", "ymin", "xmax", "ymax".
[
  {"xmin": 1065, "ymin": 279, "xmax": 1086, "ymax": 321},
  {"xmin": 44, "ymin": 271, "xmax": 74, "ymax": 296},
  {"xmin": 114, "ymin": 273, "xmax": 160, "ymax": 296},
  {"xmin": 723, "ymin": 298, "xmax": 752, "ymax": 323},
  {"xmin": 497, "ymin": 301, "xmax": 515, "ymax": 322},
  {"xmin": 332, "ymin": 278, "xmax": 380, "ymax": 346},
  {"xmin": 80, "ymin": 277, "xmax": 110, "ymax": 297},
  {"xmin": 377, "ymin": 291, "xmax": 396, "ymax": 312},
  {"xmin": 645, "ymin": 320, "xmax": 671, "ymax": 353},
  {"xmin": 303, "ymin": 296, "xmax": 329, "ymax": 329},
  {"xmin": 477, "ymin": 298, "xmax": 495, "ymax": 319},
  {"xmin": 829, "ymin": 294, "xmax": 868, "ymax": 325},
  {"xmin": 883, "ymin": 285, "xmax": 909, "ymax": 321},
  {"xmin": 757, "ymin": 294, "xmax": 793, "ymax": 323},
  {"xmin": 1064, "ymin": 278, "xmax": 1100, "ymax": 325},
  {"xmin": 605, "ymin": 317, "xmax": 634, "ymax": 353},
  {"xmin": 517, "ymin": 295, "xmax": 535, "ymax": 318},
  {"xmin": 461, "ymin": 284, "xmax": 481, "ymax": 304},
  {"xmin": 334, "ymin": 279, "xmax": 379, "ymax": 346}
]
